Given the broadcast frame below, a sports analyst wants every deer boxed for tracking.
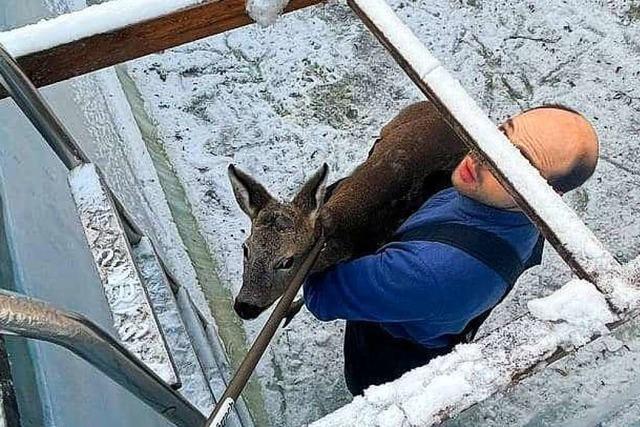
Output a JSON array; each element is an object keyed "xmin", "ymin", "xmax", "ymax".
[{"xmin": 228, "ymin": 101, "xmax": 468, "ymax": 320}]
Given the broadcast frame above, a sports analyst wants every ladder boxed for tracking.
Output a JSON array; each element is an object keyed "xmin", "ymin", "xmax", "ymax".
[{"xmin": 0, "ymin": 43, "xmax": 253, "ymax": 427}]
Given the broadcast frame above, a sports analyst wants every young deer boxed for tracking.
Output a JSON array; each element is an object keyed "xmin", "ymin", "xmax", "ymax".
[{"xmin": 229, "ymin": 101, "xmax": 467, "ymax": 320}]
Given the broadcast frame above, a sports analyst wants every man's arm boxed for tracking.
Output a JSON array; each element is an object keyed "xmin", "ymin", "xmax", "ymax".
[
  {"xmin": 304, "ymin": 243, "xmax": 440, "ymax": 322},
  {"xmin": 304, "ymin": 241, "xmax": 508, "ymax": 324}
]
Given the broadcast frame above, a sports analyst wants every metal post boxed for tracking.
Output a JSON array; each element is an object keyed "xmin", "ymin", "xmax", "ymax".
[{"xmin": 0, "ymin": 289, "xmax": 205, "ymax": 427}]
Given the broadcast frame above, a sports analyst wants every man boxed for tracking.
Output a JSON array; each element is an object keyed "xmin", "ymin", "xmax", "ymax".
[{"xmin": 303, "ymin": 105, "xmax": 599, "ymax": 396}]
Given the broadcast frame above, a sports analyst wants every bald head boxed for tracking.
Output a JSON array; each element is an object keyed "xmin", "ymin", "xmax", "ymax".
[
  {"xmin": 452, "ymin": 105, "xmax": 599, "ymax": 210},
  {"xmin": 504, "ymin": 106, "xmax": 599, "ymax": 193}
]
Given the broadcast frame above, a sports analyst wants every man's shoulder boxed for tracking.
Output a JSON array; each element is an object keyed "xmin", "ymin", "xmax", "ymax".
[
  {"xmin": 398, "ymin": 188, "xmax": 460, "ymax": 232},
  {"xmin": 421, "ymin": 187, "xmax": 458, "ymax": 209}
]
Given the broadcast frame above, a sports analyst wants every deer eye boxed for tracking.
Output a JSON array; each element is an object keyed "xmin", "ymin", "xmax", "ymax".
[
  {"xmin": 242, "ymin": 243, "xmax": 249, "ymax": 259},
  {"xmin": 274, "ymin": 257, "xmax": 294, "ymax": 271}
]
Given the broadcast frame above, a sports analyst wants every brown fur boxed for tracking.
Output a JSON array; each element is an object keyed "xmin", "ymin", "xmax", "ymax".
[
  {"xmin": 229, "ymin": 101, "xmax": 467, "ymax": 319},
  {"xmin": 318, "ymin": 101, "xmax": 467, "ymax": 268}
]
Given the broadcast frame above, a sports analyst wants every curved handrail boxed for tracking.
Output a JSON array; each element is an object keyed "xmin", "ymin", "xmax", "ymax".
[{"xmin": 0, "ymin": 289, "xmax": 204, "ymax": 427}]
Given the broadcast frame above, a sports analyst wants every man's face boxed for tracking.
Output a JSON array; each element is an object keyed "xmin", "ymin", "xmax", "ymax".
[
  {"xmin": 451, "ymin": 107, "xmax": 599, "ymax": 210},
  {"xmin": 452, "ymin": 148, "xmax": 517, "ymax": 210}
]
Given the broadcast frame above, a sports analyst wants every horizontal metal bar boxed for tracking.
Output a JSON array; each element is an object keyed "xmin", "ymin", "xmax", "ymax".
[{"xmin": 0, "ymin": 289, "xmax": 204, "ymax": 427}]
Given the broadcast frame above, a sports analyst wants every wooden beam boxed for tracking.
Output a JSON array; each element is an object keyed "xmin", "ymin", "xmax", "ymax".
[
  {"xmin": 348, "ymin": 0, "xmax": 621, "ymax": 290},
  {"xmin": 0, "ymin": 0, "xmax": 323, "ymax": 99}
]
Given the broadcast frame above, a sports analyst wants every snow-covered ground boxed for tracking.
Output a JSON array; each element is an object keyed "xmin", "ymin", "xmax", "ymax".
[{"xmin": 102, "ymin": 0, "xmax": 639, "ymax": 425}]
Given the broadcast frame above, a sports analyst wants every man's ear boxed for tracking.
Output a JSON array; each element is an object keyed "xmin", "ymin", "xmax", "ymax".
[
  {"xmin": 228, "ymin": 164, "xmax": 274, "ymax": 218},
  {"xmin": 293, "ymin": 163, "xmax": 329, "ymax": 220}
]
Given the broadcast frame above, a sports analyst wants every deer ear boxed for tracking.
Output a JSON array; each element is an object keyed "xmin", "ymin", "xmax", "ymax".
[
  {"xmin": 293, "ymin": 163, "xmax": 329, "ymax": 219},
  {"xmin": 228, "ymin": 164, "xmax": 274, "ymax": 218}
]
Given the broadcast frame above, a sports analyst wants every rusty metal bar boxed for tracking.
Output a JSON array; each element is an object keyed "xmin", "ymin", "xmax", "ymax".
[{"xmin": 205, "ymin": 235, "xmax": 325, "ymax": 426}]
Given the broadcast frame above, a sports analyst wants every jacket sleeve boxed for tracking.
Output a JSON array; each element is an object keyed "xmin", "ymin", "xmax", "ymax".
[{"xmin": 303, "ymin": 243, "xmax": 444, "ymax": 322}]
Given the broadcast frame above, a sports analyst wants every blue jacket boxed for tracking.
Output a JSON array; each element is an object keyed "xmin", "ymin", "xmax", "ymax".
[{"xmin": 303, "ymin": 188, "xmax": 540, "ymax": 348}]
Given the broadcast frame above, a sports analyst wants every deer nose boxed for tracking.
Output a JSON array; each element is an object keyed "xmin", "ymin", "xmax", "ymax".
[{"xmin": 234, "ymin": 299, "xmax": 265, "ymax": 320}]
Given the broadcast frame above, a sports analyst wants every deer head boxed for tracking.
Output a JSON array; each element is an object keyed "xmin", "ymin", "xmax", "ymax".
[{"xmin": 228, "ymin": 163, "xmax": 328, "ymax": 319}]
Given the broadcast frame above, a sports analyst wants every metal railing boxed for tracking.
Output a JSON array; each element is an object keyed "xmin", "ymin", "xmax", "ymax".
[
  {"xmin": 0, "ymin": 44, "xmax": 143, "ymax": 243},
  {"xmin": 0, "ymin": 289, "xmax": 204, "ymax": 426},
  {"xmin": 0, "ymin": 42, "xmax": 208, "ymax": 426}
]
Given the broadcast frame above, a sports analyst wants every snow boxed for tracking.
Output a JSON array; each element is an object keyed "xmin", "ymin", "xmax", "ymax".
[
  {"xmin": 311, "ymin": 344, "xmax": 503, "ymax": 426},
  {"xmin": 625, "ymin": 256, "xmax": 640, "ymax": 287},
  {"xmin": 246, "ymin": 0, "xmax": 290, "ymax": 27},
  {"xmin": 68, "ymin": 163, "xmax": 179, "ymax": 386},
  {"xmin": 313, "ymin": 277, "xmax": 623, "ymax": 426},
  {"xmin": 448, "ymin": 314, "xmax": 640, "ymax": 426},
  {"xmin": 349, "ymin": 0, "xmax": 440, "ymax": 88},
  {"xmin": 0, "ymin": 0, "xmax": 207, "ymax": 57},
  {"xmin": 528, "ymin": 279, "xmax": 616, "ymax": 347},
  {"xmin": 528, "ymin": 279, "xmax": 615, "ymax": 330}
]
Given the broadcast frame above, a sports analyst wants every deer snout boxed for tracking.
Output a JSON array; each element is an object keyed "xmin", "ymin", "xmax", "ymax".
[{"xmin": 234, "ymin": 299, "xmax": 267, "ymax": 320}]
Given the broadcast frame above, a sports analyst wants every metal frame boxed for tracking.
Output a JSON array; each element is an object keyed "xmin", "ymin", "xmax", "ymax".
[
  {"xmin": 0, "ymin": 42, "xmax": 193, "ymax": 425},
  {"xmin": 0, "ymin": 45, "xmax": 142, "ymax": 243}
]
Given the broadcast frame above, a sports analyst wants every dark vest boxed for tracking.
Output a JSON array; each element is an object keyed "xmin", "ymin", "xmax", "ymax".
[{"xmin": 343, "ymin": 222, "xmax": 544, "ymax": 396}]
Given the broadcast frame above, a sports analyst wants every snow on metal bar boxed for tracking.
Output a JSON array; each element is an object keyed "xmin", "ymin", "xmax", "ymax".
[
  {"xmin": 312, "ymin": 278, "xmax": 635, "ymax": 426},
  {"xmin": 0, "ymin": 0, "xmax": 207, "ymax": 58},
  {"xmin": 68, "ymin": 163, "xmax": 178, "ymax": 386},
  {"xmin": 348, "ymin": 0, "xmax": 621, "ymax": 289},
  {"xmin": 247, "ymin": 0, "xmax": 290, "ymax": 26}
]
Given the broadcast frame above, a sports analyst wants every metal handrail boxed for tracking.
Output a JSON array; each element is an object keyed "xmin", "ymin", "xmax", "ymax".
[
  {"xmin": 0, "ymin": 289, "xmax": 204, "ymax": 427},
  {"xmin": 0, "ymin": 43, "xmax": 142, "ymax": 244},
  {"xmin": 0, "ymin": 40, "xmax": 207, "ymax": 425}
]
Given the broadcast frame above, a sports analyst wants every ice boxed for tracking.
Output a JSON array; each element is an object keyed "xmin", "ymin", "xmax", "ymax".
[
  {"xmin": 246, "ymin": 0, "xmax": 290, "ymax": 27},
  {"xmin": 0, "ymin": 0, "xmax": 206, "ymax": 57}
]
